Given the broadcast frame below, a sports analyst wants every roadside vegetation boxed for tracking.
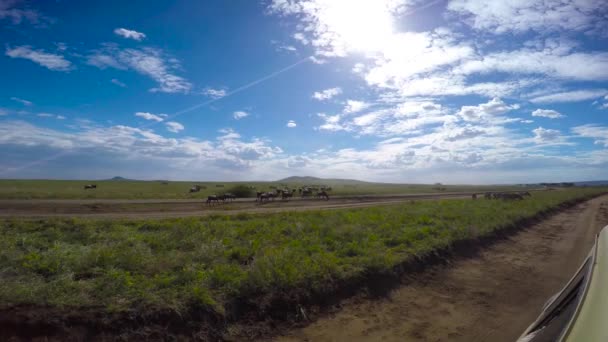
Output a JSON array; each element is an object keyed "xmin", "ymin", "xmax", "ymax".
[
  {"xmin": 0, "ymin": 188, "xmax": 604, "ymax": 318},
  {"xmin": 0, "ymin": 179, "xmax": 524, "ymax": 199}
]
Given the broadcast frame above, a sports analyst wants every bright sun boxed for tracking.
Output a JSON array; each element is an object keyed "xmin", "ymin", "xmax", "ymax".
[{"xmin": 319, "ymin": 0, "xmax": 397, "ymax": 53}]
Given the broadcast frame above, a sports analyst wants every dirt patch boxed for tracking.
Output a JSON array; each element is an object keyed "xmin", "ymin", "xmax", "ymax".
[{"xmin": 271, "ymin": 195, "xmax": 608, "ymax": 342}]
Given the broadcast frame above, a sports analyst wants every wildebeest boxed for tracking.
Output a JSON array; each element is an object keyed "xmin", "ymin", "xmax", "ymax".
[
  {"xmin": 503, "ymin": 193, "xmax": 524, "ymax": 200},
  {"xmin": 256, "ymin": 191, "xmax": 275, "ymax": 202},
  {"xmin": 189, "ymin": 185, "xmax": 202, "ymax": 193},
  {"xmin": 223, "ymin": 193, "xmax": 236, "ymax": 201},
  {"xmin": 472, "ymin": 193, "xmax": 477, "ymax": 200},
  {"xmin": 256, "ymin": 192, "xmax": 273, "ymax": 203},
  {"xmin": 281, "ymin": 190, "xmax": 293, "ymax": 201},
  {"xmin": 519, "ymin": 191, "xmax": 532, "ymax": 197},
  {"xmin": 316, "ymin": 190, "xmax": 329, "ymax": 200},
  {"xmin": 84, "ymin": 184, "xmax": 97, "ymax": 189},
  {"xmin": 484, "ymin": 192, "xmax": 493, "ymax": 199},
  {"xmin": 301, "ymin": 189, "xmax": 313, "ymax": 198},
  {"xmin": 206, "ymin": 195, "xmax": 224, "ymax": 205}
]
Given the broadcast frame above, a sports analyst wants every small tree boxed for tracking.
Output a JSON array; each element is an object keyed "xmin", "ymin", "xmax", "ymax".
[{"xmin": 227, "ymin": 184, "xmax": 254, "ymax": 198}]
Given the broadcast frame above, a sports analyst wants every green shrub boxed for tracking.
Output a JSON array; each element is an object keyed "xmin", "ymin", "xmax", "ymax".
[{"xmin": 226, "ymin": 184, "xmax": 253, "ymax": 198}]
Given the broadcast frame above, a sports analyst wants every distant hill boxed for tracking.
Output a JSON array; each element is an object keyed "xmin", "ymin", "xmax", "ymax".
[
  {"xmin": 105, "ymin": 176, "xmax": 137, "ymax": 181},
  {"xmin": 277, "ymin": 176, "xmax": 369, "ymax": 184}
]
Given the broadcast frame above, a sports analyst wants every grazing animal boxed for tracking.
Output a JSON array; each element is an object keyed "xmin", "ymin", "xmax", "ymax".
[
  {"xmin": 519, "ymin": 191, "xmax": 532, "ymax": 197},
  {"xmin": 316, "ymin": 190, "xmax": 329, "ymax": 200},
  {"xmin": 257, "ymin": 192, "xmax": 272, "ymax": 203},
  {"xmin": 224, "ymin": 193, "xmax": 236, "ymax": 201},
  {"xmin": 498, "ymin": 193, "xmax": 524, "ymax": 200},
  {"xmin": 206, "ymin": 195, "xmax": 221, "ymax": 205},
  {"xmin": 281, "ymin": 190, "xmax": 293, "ymax": 200},
  {"xmin": 84, "ymin": 184, "xmax": 97, "ymax": 189},
  {"xmin": 484, "ymin": 192, "xmax": 493, "ymax": 199},
  {"xmin": 472, "ymin": 194, "xmax": 477, "ymax": 200}
]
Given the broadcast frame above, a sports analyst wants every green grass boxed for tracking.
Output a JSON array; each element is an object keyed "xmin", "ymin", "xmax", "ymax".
[
  {"xmin": 0, "ymin": 179, "xmax": 527, "ymax": 199},
  {"xmin": 0, "ymin": 188, "xmax": 604, "ymax": 316}
]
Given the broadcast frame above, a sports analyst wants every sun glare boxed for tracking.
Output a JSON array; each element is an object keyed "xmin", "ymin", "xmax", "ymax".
[{"xmin": 320, "ymin": 0, "xmax": 396, "ymax": 53}]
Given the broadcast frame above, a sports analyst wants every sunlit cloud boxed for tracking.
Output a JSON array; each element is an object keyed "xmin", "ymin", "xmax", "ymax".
[{"xmin": 113, "ymin": 28, "xmax": 146, "ymax": 41}]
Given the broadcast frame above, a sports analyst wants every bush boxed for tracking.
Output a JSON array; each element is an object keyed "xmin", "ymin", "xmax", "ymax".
[{"xmin": 226, "ymin": 184, "xmax": 253, "ymax": 198}]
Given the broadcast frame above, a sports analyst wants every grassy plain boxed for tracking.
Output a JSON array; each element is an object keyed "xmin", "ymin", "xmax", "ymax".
[
  {"xmin": 0, "ymin": 179, "xmax": 526, "ymax": 200},
  {"xmin": 0, "ymin": 188, "xmax": 604, "ymax": 317}
]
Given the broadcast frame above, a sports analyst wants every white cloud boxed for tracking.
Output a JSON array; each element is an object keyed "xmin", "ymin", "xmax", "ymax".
[
  {"xmin": 352, "ymin": 63, "xmax": 365, "ymax": 74},
  {"xmin": 572, "ymin": 124, "xmax": 608, "ymax": 147},
  {"xmin": 37, "ymin": 112, "xmax": 64, "ymax": 120},
  {"xmin": 165, "ymin": 121, "xmax": 184, "ymax": 133},
  {"xmin": 87, "ymin": 46, "xmax": 191, "ymax": 93},
  {"xmin": 113, "ymin": 28, "xmax": 146, "ymax": 41},
  {"xmin": 533, "ymin": 127, "xmax": 562, "ymax": 143},
  {"xmin": 278, "ymin": 45, "xmax": 297, "ymax": 52},
  {"xmin": 135, "ymin": 112, "xmax": 164, "ymax": 122},
  {"xmin": 286, "ymin": 120, "xmax": 297, "ymax": 128},
  {"xmin": 317, "ymin": 100, "xmax": 453, "ymax": 137},
  {"xmin": 0, "ymin": 121, "xmax": 284, "ymax": 177},
  {"xmin": 111, "ymin": 78, "xmax": 127, "ymax": 87},
  {"xmin": 202, "ymin": 88, "xmax": 227, "ymax": 99},
  {"xmin": 312, "ymin": 87, "xmax": 342, "ymax": 101},
  {"xmin": 457, "ymin": 97, "xmax": 519, "ymax": 122},
  {"xmin": 456, "ymin": 44, "xmax": 608, "ymax": 81},
  {"xmin": 10, "ymin": 97, "xmax": 32, "ymax": 106},
  {"xmin": 287, "ymin": 155, "xmax": 311, "ymax": 168},
  {"xmin": 531, "ymin": 109, "xmax": 564, "ymax": 119},
  {"xmin": 447, "ymin": 0, "xmax": 608, "ymax": 34},
  {"xmin": 233, "ymin": 111, "xmax": 249, "ymax": 120},
  {"xmin": 530, "ymin": 89, "xmax": 608, "ymax": 103},
  {"xmin": 364, "ymin": 31, "xmax": 475, "ymax": 88},
  {"xmin": 0, "ymin": 0, "xmax": 51, "ymax": 26},
  {"xmin": 6, "ymin": 46, "xmax": 71, "ymax": 71},
  {"xmin": 343, "ymin": 100, "xmax": 370, "ymax": 114}
]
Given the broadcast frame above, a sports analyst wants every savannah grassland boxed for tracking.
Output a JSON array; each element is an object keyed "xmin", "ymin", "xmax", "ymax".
[
  {"xmin": 0, "ymin": 187, "xmax": 605, "ymax": 329},
  {"xmin": 0, "ymin": 179, "xmax": 525, "ymax": 199}
]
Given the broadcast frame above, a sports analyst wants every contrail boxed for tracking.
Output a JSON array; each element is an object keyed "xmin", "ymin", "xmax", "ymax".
[{"xmin": 0, "ymin": 56, "xmax": 312, "ymax": 176}]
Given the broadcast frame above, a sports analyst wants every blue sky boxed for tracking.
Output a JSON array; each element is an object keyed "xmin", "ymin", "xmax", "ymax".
[{"xmin": 1, "ymin": 0, "xmax": 607, "ymax": 183}]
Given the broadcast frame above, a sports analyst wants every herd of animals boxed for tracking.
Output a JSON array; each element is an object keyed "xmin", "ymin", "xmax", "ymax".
[
  {"xmin": 472, "ymin": 191, "xmax": 532, "ymax": 200},
  {"xmin": 84, "ymin": 183, "xmax": 534, "ymax": 203},
  {"xmin": 84, "ymin": 183, "xmax": 332, "ymax": 205}
]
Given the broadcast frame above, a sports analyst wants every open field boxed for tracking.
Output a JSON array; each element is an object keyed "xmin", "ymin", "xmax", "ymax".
[
  {"xmin": 0, "ymin": 187, "xmax": 605, "ymax": 340},
  {"xmin": 0, "ymin": 179, "xmax": 528, "ymax": 200}
]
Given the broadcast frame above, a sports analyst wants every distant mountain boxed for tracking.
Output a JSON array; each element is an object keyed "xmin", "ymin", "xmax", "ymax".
[
  {"xmin": 105, "ymin": 176, "xmax": 136, "ymax": 181},
  {"xmin": 277, "ymin": 176, "xmax": 369, "ymax": 184}
]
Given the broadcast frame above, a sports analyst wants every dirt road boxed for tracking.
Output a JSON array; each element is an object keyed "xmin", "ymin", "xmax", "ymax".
[
  {"xmin": 273, "ymin": 195, "xmax": 608, "ymax": 342},
  {"xmin": 0, "ymin": 192, "xmax": 478, "ymax": 219}
]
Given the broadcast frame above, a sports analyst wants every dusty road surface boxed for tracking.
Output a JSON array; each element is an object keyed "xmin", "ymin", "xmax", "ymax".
[
  {"xmin": 273, "ymin": 195, "xmax": 608, "ymax": 342},
  {"xmin": 0, "ymin": 192, "xmax": 480, "ymax": 219}
]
